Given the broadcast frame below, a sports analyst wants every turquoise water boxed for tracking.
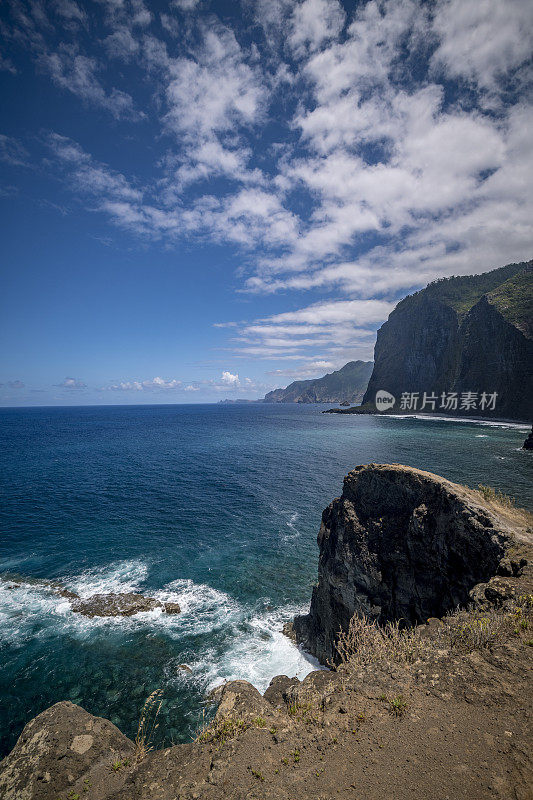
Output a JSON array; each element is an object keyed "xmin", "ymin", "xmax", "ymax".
[{"xmin": 0, "ymin": 403, "xmax": 531, "ymax": 757}]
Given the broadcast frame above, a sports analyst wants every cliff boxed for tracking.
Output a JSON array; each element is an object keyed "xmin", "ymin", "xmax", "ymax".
[
  {"xmin": 263, "ymin": 360, "xmax": 373, "ymax": 404},
  {"xmin": 292, "ymin": 464, "xmax": 524, "ymax": 663},
  {"xmin": 2, "ymin": 466, "xmax": 532, "ymax": 800},
  {"xmin": 361, "ymin": 260, "xmax": 532, "ymax": 420}
]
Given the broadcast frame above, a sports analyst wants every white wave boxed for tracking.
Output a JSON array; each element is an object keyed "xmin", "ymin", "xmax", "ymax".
[
  {"xmin": 0, "ymin": 580, "xmax": 63, "ymax": 647},
  {"xmin": 181, "ymin": 604, "xmax": 321, "ymax": 696},
  {"xmin": 67, "ymin": 559, "xmax": 149, "ymax": 598},
  {"xmin": 0, "ymin": 564, "xmax": 321, "ymax": 699},
  {"xmin": 281, "ymin": 511, "xmax": 301, "ymax": 542},
  {"xmin": 385, "ymin": 414, "xmax": 529, "ymax": 430},
  {"xmin": 151, "ymin": 579, "xmax": 242, "ymax": 637},
  {"xmin": 287, "ymin": 512, "xmax": 299, "ymax": 530}
]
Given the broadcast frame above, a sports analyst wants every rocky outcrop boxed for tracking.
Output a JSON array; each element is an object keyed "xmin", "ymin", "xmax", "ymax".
[
  {"xmin": 0, "ymin": 702, "xmax": 134, "ymax": 800},
  {"xmin": 361, "ymin": 260, "xmax": 532, "ymax": 420},
  {"xmin": 263, "ymin": 360, "xmax": 373, "ymax": 404},
  {"xmin": 71, "ymin": 593, "xmax": 180, "ymax": 617},
  {"xmin": 523, "ymin": 426, "xmax": 533, "ymax": 450},
  {"xmin": 0, "ymin": 575, "xmax": 181, "ymax": 618},
  {"xmin": 293, "ymin": 464, "xmax": 519, "ymax": 663}
]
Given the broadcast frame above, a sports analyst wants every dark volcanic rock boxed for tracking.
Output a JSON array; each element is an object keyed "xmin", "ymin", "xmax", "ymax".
[
  {"xmin": 71, "ymin": 592, "xmax": 180, "ymax": 617},
  {"xmin": 361, "ymin": 260, "xmax": 532, "ymax": 420},
  {"xmin": 163, "ymin": 601, "xmax": 182, "ymax": 614},
  {"xmin": 523, "ymin": 425, "xmax": 533, "ymax": 449},
  {"xmin": 293, "ymin": 463, "xmax": 514, "ymax": 664}
]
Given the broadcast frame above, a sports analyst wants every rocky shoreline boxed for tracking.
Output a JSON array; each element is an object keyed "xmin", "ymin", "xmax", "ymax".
[{"xmin": 1, "ymin": 464, "xmax": 532, "ymax": 800}]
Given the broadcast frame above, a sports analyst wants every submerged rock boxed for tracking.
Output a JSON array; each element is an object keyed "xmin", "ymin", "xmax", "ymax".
[
  {"xmin": 0, "ymin": 573, "xmax": 80, "ymax": 600},
  {"xmin": 163, "ymin": 601, "xmax": 182, "ymax": 614},
  {"xmin": 293, "ymin": 463, "xmax": 516, "ymax": 663},
  {"xmin": 71, "ymin": 592, "xmax": 180, "ymax": 618}
]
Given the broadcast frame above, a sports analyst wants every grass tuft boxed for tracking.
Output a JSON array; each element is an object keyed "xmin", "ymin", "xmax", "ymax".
[
  {"xmin": 135, "ymin": 689, "xmax": 163, "ymax": 762},
  {"xmin": 333, "ymin": 614, "xmax": 432, "ymax": 668},
  {"xmin": 477, "ymin": 484, "xmax": 515, "ymax": 507}
]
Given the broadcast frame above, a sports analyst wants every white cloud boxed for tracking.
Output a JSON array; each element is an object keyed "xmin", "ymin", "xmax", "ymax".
[
  {"xmin": 104, "ymin": 26, "xmax": 139, "ymax": 60},
  {"xmin": 171, "ymin": 0, "xmax": 200, "ymax": 10},
  {"xmin": 95, "ymin": 0, "xmax": 151, "ymax": 29},
  {"xmin": 0, "ymin": 135, "xmax": 30, "ymax": 167},
  {"xmin": 164, "ymin": 23, "xmax": 266, "ymax": 140},
  {"xmin": 431, "ymin": 0, "xmax": 533, "ymax": 92},
  {"xmin": 265, "ymin": 299, "xmax": 395, "ymax": 326},
  {"xmin": 56, "ymin": 377, "xmax": 87, "ymax": 389},
  {"xmin": 105, "ymin": 376, "xmax": 182, "ymax": 391},
  {"xmin": 53, "ymin": 0, "xmax": 87, "ymax": 27},
  {"xmin": 267, "ymin": 359, "xmax": 336, "ymax": 378},
  {"xmin": 289, "ymin": 0, "xmax": 345, "ymax": 56},
  {"xmin": 39, "ymin": 46, "xmax": 140, "ymax": 119},
  {"xmin": 147, "ymin": 376, "xmax": 182, "ymax": 389},
  {"xmin": 0, "ymin": 54, "xmax": 17, "ymax": 74},
  {"xmin": 221, "ymin": 370, "xmax": 240, "ymax": 386},
  {"xmin": 48, "ymin": 135, "xmax": 143, "ymax": 218}
]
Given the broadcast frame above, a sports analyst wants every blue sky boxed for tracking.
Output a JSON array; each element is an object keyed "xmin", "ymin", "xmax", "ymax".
[{"xmin": 1, "ymin": 0, "xmax": 532, "ymax": 405}]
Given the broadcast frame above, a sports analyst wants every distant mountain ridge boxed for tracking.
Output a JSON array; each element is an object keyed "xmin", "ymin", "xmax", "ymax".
[
  {"xmin": 263, "ymin": 360, "xmax": 373, "ymax": 404},
  {"xmin": 361, "ymin": 260, "xmax": 532, "ymax": 420}
]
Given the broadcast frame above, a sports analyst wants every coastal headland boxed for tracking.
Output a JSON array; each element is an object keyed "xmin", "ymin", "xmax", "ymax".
[{"xmin": 1, "ymin": 464, "xmax": 532, "ymax": 800}]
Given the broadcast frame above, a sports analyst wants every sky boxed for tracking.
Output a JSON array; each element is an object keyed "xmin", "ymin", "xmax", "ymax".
[{"xmin": 0, "ymin": 0, "xmax": 532, "ymax": 405}]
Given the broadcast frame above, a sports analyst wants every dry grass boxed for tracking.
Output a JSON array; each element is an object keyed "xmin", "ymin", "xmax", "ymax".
[
  {"xmin": 477, "ymin": 484, "xmax": 515, "ymax": 507},
  {"xmin": 135, "ymin": 689, "xmax": 163, "ymax": 762},
  {"xmin": 334, "ymin": 596, "xmax": 533, "ymax": 671},
  {"xmin": 196, "ymin": 715, "xmax": 248, "ymax": 745},
  {"xmin": 439, "ymin": 610, "xmax": 508, "ymax": 651},
  {"xmin": 469, "ymin": 485, "xmax": 533, "ymax": 540},
  {"xmin": 333, "ymin": 615, "xmax": 432, "ymax": 669}
]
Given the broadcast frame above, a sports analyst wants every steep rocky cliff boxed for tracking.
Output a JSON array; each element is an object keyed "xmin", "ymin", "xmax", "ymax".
[
  {"xmin": 264, "ymin": 360, "xmax": 373, "ymax": 403},
  {"xmin": 293, "ymin": 464, "xmax": 523, "ymax": 664},
  {"xmin": 362, "ymin": 261, "xmax": 532, "ymax": 420}
]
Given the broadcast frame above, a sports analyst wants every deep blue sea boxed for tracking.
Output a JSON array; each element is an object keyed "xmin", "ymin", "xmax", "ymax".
[{"xmin": 0, "ymin": 403, "xmax": 531, "ymax": 757}]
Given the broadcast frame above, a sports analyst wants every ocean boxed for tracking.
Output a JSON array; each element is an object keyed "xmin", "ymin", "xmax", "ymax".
[{"xmin": 0, "ymin": 403, "xmax": 531, "ymax": 757}]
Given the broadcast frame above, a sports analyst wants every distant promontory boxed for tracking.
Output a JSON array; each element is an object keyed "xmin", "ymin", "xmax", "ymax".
[{"xmin": 262, "ymin": 360, "xmax": 373, "ymax": 404}]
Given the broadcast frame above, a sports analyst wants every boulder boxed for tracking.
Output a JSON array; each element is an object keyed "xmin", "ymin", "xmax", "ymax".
[
  {"xmin": 293, "ymin": 463, "xmax": 514, "ymax": 663},
  {"xmin": 523, "ymin": 425, "xmax": 533, "ymax": 450},
  {"xmin": 0, "ymin": 702, "xmax": 134, "ymax": 800},
  {"xmin": 163, "ymin": 601, "xmax": 182, "ymax": 614}
]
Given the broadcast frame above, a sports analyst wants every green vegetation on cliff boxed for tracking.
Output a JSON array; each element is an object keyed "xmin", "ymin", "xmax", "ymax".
[
  {"xmin": 361, "ymin": 259, "xmax": 532, "ymax": 420},
  {"xmin": 417, "ymin": 261, "xmax": 531, "ymax": 320}
]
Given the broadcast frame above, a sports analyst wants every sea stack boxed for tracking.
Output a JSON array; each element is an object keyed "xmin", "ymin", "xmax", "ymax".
[{"xmin": 292, "ymin": 463, "xmax": 518, "ymax": 663}]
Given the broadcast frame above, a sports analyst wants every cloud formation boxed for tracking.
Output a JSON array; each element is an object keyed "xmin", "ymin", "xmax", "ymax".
[
  {"xmin": 56, "ymin": 377, "xmax": 87, "ymax": 389},
  {"xmin": 3, "ymin": 0, "xmax": 532, "ymax": 378}
]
